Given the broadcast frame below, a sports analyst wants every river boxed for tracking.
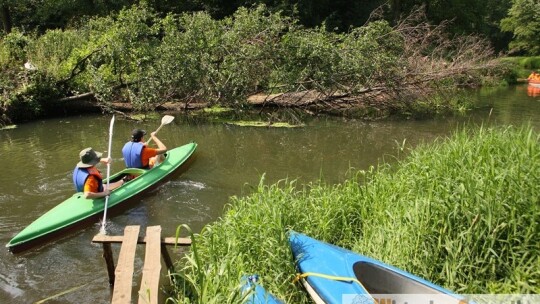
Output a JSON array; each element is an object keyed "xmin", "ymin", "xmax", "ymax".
[{"xmin": 0, "ymin": 85, "xmax": 538, "ymax": 303}]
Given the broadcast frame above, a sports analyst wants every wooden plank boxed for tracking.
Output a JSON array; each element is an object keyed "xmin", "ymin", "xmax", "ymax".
[
  {"xmin": 111, "ymin": 225, "xmax": 140, "ymax": 304},
  {"xmin": 138, "ymin": 226, "xmax": 161, "ymax": 304},
  {"xmin": 92, "ymin": 234, "xmax": 191, "ymax": 246}
]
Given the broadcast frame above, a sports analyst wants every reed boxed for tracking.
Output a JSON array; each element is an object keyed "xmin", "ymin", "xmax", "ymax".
[{"xmin": 169, "ymin": 125, "xmax": 539, "ymax": 302}]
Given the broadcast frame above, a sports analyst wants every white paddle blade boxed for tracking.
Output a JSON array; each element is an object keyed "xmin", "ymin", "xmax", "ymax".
[
  {"xmin": 109, "ymin": 115, "xmax": 115, "ymax": 134},
  {"xmin": 161, "ymin": 115, "xmax": 175, "ymax": 125},
  {"xmin": 146, "ymin": 115, "xmax": 175, "ymax": 145}
]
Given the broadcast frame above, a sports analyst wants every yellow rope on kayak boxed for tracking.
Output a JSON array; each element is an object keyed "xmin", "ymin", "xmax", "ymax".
[{"xmin": 293, "ymin": 272, "xmax": 375, "ymax": 301}]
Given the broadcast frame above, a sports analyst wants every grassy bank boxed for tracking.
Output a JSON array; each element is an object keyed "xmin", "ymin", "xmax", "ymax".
[
  {"xmin": 499, "ymin": 56, "xmax": 540, "ymax": 83},
  {"xmin": 169, "ymin": 125, "xmax": 539, "ymax": 303}
]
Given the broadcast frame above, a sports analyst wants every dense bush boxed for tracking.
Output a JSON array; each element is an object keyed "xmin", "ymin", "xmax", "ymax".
[{"xmin": 0, "ymin": 4, "xmax": 500, "ymax": 123}]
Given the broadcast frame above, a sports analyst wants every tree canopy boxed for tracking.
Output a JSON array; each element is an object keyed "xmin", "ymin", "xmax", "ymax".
[
  {"xmin": 500, "ymin": 0, "xmax": 540, "ymax": 55},
  {"xmin": 0, "ymin": 0, "xmax": 537, "ymax": 54}
]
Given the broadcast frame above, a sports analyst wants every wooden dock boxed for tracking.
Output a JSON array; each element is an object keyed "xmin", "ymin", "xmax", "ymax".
[{"xmin": 92, "ymin": 225, "xmax": 191, "ymax": 304}]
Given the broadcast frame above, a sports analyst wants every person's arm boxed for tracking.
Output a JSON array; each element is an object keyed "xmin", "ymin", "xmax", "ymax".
[
  {"xmin": 149, "ymin": 132, "xmax": 167, "ymax": 155},
  {"xmin": 84, "ymin": 189, "xmax": 110, "ymax": 199},
  {"xmin": 83, "ymin": 176, "xmax": 124, "ymax": 199}
]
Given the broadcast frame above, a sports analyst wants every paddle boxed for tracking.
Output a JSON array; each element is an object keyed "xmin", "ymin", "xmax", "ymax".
[
  {"xmin": 100, "ymin": 115, "xmax": 115, "ymax": 234},
  {"xmin": 145, "ymin": 115, "xmax": 175, "ymax": 146}
]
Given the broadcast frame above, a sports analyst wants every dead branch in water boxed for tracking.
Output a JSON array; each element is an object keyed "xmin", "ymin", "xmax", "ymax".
[{"xmin": 254, "ymin": 5, "xmax": 500, "ymax": 114}]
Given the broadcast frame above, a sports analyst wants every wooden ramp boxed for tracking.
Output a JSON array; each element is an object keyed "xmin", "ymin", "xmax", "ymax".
[{"xmin": 92, "ymin": 225, "xmax": 191, "ymax": 304}]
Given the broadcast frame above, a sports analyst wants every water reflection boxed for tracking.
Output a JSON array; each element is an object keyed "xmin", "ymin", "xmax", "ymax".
[{"xmin": 528, "ymin": 84, "xmax": 540, "ymax": 97}]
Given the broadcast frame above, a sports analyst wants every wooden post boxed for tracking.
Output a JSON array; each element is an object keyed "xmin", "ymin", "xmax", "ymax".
[
  {"xmin": 161, "ymin": 244, "xmax": 175, "ymax": 273},
  {"xmin": 102, "ymin": 242, "xmax": 116, "ymax": 285}
]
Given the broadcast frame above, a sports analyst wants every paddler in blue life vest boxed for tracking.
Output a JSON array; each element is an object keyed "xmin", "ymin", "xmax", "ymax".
[
  {"xmin": 122, "ymin": 129, "xmax": 167, "ymax": 169},
  {"xmin": 73, "ymin": 148, "xmax": 124, "ymax": 199}
]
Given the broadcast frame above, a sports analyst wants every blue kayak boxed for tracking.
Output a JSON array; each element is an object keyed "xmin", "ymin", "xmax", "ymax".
[
  {"xmin": 241, "ymin": 275, "xmax": 283, "ymax": 304},
  {"xmin": 289, "ymin": 231, "xmax": 468, "ymax": 304}
]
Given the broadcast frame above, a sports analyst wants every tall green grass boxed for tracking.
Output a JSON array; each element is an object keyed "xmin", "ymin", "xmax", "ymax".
[{"xmin": 169, "ymin": 125, "xmax": 539, "ymax": 303}]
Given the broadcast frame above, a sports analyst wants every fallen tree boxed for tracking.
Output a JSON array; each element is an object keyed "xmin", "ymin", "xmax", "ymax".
[{"xmin": 0, "ymin": 5, "xmax": 506, "ymax": 125}]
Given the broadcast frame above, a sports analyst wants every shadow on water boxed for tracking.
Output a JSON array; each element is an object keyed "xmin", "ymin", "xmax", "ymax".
[{"xmin": 0, "ymin": 85, "xmax": 538, "ymax": 303}]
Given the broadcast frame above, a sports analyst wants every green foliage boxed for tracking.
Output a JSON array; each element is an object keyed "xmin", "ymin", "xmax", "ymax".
[
  {"xmin": 81, "ymin": 5, "xmax": 161, "ymax": 109},
  {"xmin": 498, "ymin": 56, "xmax": 540, "ymax": 81},
  {"xmin": 338, "ymin": 20, "xmax": 403, "ymax": 91},
  {"xmin": 26, "ymin": 29, "xmax": 86, "ymax": 80},
  {"xmin": 0, "ymin": 29, "xmax": 29, "ymax": 63},
  {"xmin": 151, "ymin": 11, "xmax": 224, "ymax": 106},
  {"xmin": 519, "ymin": 56, "xmax": 540, "ymax": 70},
  {"xmin": 275, "ymin": 27, "xmax": 343, "ymax": 91},
  {"xmin": 0, "ymin": 0, "xmax": 135, "ymax": 33},
  {"xmin": 212, "ymin": 6, "xmax": 291, "ymax": 102},
  {"xmin": 0, "ymin": 0, "xmax": 528, "ymax": 57},
  {"xmin": 0, "ymin": 28, "xmax": 64, "ymax": 122},
  {"xmin": 360, "ymin": 126, "xmax": 540, "ymax": 294},
  {"xmin": 500, "ymin": 0, "xmax": 540, "ymax": 55},
  {"xmin": 1, "ymin": 71, "xmax": 61, "ymax": 122},
  {"xmin": 170, "ymin": 126, "xmax": 540, "ymax": 301},
  {"xmin": 135, "ymin": 5, "xmax": 292, "ymax": 107},
  {"xmin": 272, "ymin": 19, "xmax": 403, "ymax": 94},
  {"xmin": 0, "ymin": 4, "xmax": 502, "ymax": 120}
]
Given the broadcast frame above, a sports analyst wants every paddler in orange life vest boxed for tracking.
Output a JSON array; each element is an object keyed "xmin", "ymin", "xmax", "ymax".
[
  {"xmin": 122, "ymin": 129, "xmax": 167, "ymax": 169},
  {"xmin": 73, "ymin": 148, "xmax": 124, "ymax": 199}
]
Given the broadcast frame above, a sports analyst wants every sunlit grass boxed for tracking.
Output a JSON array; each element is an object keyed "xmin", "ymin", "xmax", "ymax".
[{"xmin": 168, "ymin": 125, "xmax": 539, "ymax": 303}]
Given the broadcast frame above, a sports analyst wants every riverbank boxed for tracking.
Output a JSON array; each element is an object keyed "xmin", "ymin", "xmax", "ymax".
[
  {"xmin": 170, "ymin": 125, "xmax": 540, "ymax": 302},
  {"xmin": 0, "ymin": 5, "xmax": 503, "ymax": 126},
  {"xmin": 499, "ymin": 56, "xmax": 540, "ymax": 84}
]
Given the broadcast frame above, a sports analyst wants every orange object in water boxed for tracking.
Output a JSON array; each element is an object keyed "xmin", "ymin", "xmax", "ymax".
[
  {"xmin": 528, "ymin": 83, "xmax": 540, "ymax": 97},
  {"xmin": 527, "ymin": 72, "xmax": 540, "ymax": 83}
]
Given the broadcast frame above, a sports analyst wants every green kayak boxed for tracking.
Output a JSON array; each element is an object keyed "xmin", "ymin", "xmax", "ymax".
[{"xmin": 6, "ymin": 142, "xmax": 197, "ymax": 253}]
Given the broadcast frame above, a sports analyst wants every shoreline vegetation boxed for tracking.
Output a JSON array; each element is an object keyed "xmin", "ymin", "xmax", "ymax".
[
  {"xmin": 169, "ymin": 125, "xmax": 539, "ymax": 303},
  {"xmin": 0, "ymin": 4, "xmax": 526, "ymax": 126}
]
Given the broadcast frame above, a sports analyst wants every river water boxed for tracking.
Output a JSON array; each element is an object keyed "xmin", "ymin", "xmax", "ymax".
[{"xmin": 0, "ymin": 85, "xmax": 538, "ymax": 303}]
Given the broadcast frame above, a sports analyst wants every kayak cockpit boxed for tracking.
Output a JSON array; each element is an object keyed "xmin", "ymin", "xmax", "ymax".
[
  {"xmin": 105, "ymin": 168, "xmax": 146, "ymax": 184},
  {"xmin": 353, "ymin": 261, "xmax": 463, "ymax": 304}
]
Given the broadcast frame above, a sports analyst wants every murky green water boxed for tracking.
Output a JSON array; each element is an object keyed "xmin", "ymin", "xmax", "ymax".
[{"xmin": 0, "ymin": 85, "xmax": 538, "ymax": 303}]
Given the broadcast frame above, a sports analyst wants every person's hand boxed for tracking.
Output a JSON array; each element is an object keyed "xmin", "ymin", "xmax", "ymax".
[
  {"xmin": 101, "ymin": 157, "xmax": 112, "ymax": 164},
  {"xmin": 151, "ymin": 131, "xmax": 157, "ymax": 137},
  {"xmin": 103, "ymin": 189, "xmax": 111, "ymax": 197}
]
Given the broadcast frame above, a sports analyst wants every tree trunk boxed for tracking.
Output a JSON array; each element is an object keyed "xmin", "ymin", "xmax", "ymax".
[
  {"xmin": 390, "ymin": 0, "xmax": 401, "ymax": 25},
  {"xmin": 1, "ymin": 5, "xmax": 12, "ymax": 34}
]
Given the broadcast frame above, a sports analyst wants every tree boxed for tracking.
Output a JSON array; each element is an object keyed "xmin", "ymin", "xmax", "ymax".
[
  {"xmin": 388, "ymin": 0, "xmax": 512, "ymax": 52},
  {"xmin": 500, "ymin": 0, "xmax": 540, "ymax": 55},
  {"xmin": 0, "ymin": 0, "xmax": 17, "ymax": 33}
]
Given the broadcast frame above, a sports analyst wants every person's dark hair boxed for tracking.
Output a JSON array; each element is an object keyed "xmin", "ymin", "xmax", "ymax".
[{"xmin": 131, "ymin": 129, "xmax": 146, "ymax": 142}]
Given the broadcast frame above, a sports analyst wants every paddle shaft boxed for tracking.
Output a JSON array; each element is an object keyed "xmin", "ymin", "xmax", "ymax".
[
  {"xmin": 145, "ymin": 124, "xmax": 164, "ymax": 146},
  {"xmin": 100, "ymin": 115, "xmax": 115, "ymax": 234},
  {"xmin": 145, "ymin": 115, "xmax": 174, "ymax": 146}
]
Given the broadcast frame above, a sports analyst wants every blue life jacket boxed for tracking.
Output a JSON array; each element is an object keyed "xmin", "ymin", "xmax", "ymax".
[
  {"xmin": 73, "ymin": 167, "xmax": 103, "ymax": 192},
  {"xmin": 122, "ymin": 141, "xmax": 145, "ymax": 168}
]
